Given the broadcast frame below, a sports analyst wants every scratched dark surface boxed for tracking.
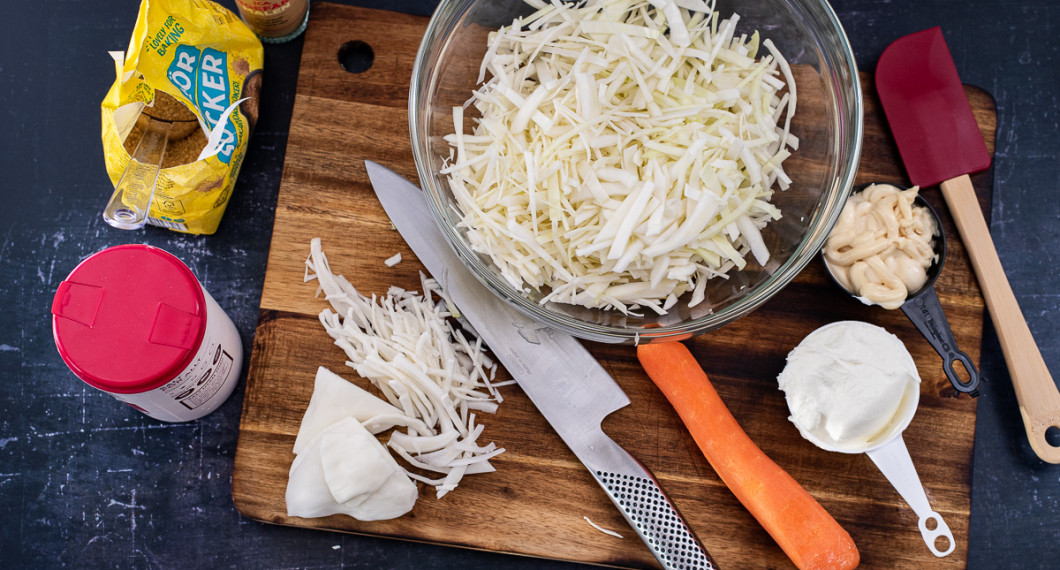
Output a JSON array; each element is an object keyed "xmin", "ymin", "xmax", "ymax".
[{"xmin": 1, "ymin": 0, "xmax": 1056, "ymax": 568}]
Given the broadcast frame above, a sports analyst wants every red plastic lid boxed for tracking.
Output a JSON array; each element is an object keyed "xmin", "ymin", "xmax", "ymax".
[{"xmin": 51, "ymin": 245, "xmax": 206, "ymax": 394}]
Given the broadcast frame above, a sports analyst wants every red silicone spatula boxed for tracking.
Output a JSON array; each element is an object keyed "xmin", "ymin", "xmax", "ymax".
[{"xmin": 877, "ymin": 26, "xmax": 1060, "ymax": 463}]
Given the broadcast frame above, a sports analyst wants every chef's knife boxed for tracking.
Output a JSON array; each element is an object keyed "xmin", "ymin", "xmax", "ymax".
[
  {"xmin": 366, "ymin": 161, "xmax": 718, "ymax": 569},
  {"xmin": 876, "ymin": 27, "xmax": 1060, "ymax": 463}
]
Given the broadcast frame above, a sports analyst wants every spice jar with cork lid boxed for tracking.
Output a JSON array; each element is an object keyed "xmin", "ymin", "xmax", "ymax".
[{"xmin": 234, "ymin": 0, "xmax": 310, "ymax": 43}]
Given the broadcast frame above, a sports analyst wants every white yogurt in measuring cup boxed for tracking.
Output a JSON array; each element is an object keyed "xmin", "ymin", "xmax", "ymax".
[
  {"xmin": 777, "ymin": 320, "xmax": 955, "ymax": 557},
  {"xmin": 777, "ymin": 320, "xmax": 920, "ymax": 451},
  {"xmin": 51, "ymin": 244, "xmax": 242, "ymax": 422}
]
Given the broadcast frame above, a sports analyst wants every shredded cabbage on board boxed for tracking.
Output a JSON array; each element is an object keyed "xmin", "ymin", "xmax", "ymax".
[{"xmin": 306, "ymin": 238, "xmax": 514, "ymax": 499}]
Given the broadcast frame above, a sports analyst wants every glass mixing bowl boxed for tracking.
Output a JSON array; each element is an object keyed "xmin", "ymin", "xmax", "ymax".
[{"xmin": 410, "ymin": 0, "xmax": 862, "ymax": 344}]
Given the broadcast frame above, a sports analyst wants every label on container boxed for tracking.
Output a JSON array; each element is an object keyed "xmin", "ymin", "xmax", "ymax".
[{"xmin": 159, "ymin": 339, "xmax": 235, "ymax": 410}]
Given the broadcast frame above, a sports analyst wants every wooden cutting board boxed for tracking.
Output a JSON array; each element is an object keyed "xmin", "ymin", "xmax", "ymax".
[{"xmin": 233, "ymin": 4, "xmax": 997, "ymax": 568}]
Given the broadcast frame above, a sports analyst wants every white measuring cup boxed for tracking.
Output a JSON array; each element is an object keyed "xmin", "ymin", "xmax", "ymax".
[{"xmin": 784, "ymin": 321, "xmax": 955, "ymax": 557}]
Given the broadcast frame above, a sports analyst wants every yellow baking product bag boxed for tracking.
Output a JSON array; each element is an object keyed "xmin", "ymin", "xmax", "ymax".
[{"xmin": 101, "ymin": 0, "xmax": 263, "ymax": 234}]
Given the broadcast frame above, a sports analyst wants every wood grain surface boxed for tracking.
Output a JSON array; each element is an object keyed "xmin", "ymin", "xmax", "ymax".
[{"xmin": 233, "ymin": 4, "xmax": 997, "ymax": 568}]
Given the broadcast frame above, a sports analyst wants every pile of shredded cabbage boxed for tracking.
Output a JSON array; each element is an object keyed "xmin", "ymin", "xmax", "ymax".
[
  {"xmin": 443, "ymin": 0, "xmax": 797, "ymax": 314},
  {"xmin": 306, "ymin": 238, "xmax": 511, "ymax": 499}
]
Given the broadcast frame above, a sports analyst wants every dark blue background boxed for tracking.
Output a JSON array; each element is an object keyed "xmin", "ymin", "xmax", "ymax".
[{"xmin": 2, "ymin": 0, "xmax": 1057, "ymax": 567}]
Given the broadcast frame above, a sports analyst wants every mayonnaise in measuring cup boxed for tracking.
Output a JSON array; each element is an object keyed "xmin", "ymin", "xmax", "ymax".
[
  {"xmin": 51, "ymin": 244, "xmax": 242, "ymax": 422},
  {"xmin": 823, "ymin": 184, "xmax": 938, "ymax": 310},
  {"xmin": 777, "ymin": 321, "xmax": 920, "ymax": 451}
]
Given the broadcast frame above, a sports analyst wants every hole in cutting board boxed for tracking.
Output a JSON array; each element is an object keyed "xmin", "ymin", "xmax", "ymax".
[{"xmin": 338, "ymin": 40, "xmax": 374, "ymax": 73}]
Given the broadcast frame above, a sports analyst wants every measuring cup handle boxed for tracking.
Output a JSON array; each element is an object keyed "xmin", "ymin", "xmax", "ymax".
[
  {"xmin": 902, "ymin": 286, "xmax": 981, "ymax": 396},
  {"xmin": 867, "ymin": 437, "xmax": 955, "ymax": 557},
  {"xmin": 103, "ymin": 118, "xmax": 171, "ymax": 230}
]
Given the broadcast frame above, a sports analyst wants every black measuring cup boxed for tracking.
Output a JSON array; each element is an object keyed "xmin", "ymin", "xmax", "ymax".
[{"xmin": 823, "ymin": 186, "xmax": 981, "ymax": 396}]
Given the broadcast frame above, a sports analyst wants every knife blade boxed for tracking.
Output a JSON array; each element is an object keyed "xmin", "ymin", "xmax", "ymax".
[
  {"xmin": 876, "ymin": 27, "xmax": 1060, "ymax": 464},
  {"xmin": 366, "ymin": 160, "xmax": 718, "ymax": 569}
]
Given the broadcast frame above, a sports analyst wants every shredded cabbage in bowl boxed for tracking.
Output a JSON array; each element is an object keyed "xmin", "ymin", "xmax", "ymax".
[{"xmin": 442, "ymin": 0, "xmax": 797, "ymax": 314}]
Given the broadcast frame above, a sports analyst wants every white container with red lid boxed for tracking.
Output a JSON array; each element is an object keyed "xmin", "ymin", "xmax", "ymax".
[{"xmin": 51, "ymin": 244, "xmax": 243, "ymax": 422}]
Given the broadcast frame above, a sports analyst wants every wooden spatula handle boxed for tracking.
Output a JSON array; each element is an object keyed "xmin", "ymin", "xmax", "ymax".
[{"xmin": 940, "ymin": 174, "xmax": 1060, "ymax": 463}]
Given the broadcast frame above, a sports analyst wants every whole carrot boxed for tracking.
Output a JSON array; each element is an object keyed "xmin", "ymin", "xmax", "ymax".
[{"xmin": 637, "ymin": 341, "xmax": 859, "ymax": 570}]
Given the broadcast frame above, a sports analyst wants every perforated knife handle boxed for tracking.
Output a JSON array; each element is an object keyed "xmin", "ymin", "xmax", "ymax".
[{"xmin": 586, "ymin": 435, "xmax": 718, "ymax": 569}]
